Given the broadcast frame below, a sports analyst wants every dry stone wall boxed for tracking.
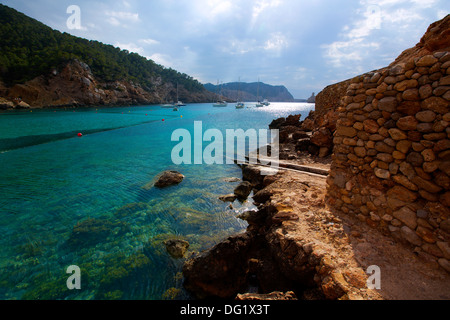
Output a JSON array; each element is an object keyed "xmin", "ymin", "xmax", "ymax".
[{"xmin": 326, "ymin": 51, "xmax": 450, "ymax": 272}]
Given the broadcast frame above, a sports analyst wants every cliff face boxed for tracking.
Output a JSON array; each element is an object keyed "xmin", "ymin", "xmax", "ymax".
[{"xmin": 0, "ymin": 59, "xmax": 215, "ymax": 109}]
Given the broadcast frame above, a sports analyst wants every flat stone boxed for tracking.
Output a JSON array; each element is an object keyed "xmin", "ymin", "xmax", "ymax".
[
  {"xmin": 402, "ymin": 88, "xmax": 420, "ymax": 101},
  {"xmin": 406, "ymin": 152, "xmax": 424, "ymax": 166},
  {"xmin": 393, "ymin": 207, "xmax": 418, "ymax": 230},
  {"xmin": 412, "ymin": 176, "xmax": 443, "ymax": 193},
  {"xmin": 363, "ymin": 119, "xmax": 379, "ymax": 134},
  {"xmin": 415, "ymin": 55, "xmax": 438, "ymax": 67},
  {"xmin": 378, "ymin": 97, "xmax": 398, "ymax": 112},
  {"xmin": 374, "ymin": 168, "xmax": 390, "ymax": 179},
  {"xmin": 397, "ymin": 101, "xmax": 421, "ymax": 115},
  {"xmin": 392, "ymin": 174, "xmax": 418, "ymax": 191},
  {"xmin": 397, "ymin": 116, "xmax": 418, "ymax": 131},
  {"xmin": 400, "ymin": 226, "xmax": 422, "ymax": 246},
  {"xmin": 394, "ymin": 79, "xmax": 418, "ymax": 91},
  {"xmin": 388, "ymin": 128, "xmax": 408, "ymax": 140},
  {"xmin": 396, "ymin": 140, "xmax": 412, "ymax": 153},
  {"xmin": 387, "ymin": 185, "xmax": 418, "ymax": 202},
  {"xmin": 438, "ymin": 259, "xmax": 450, "ymax": 273},
  {"xmin": 440, "ymin": 75, "xmax": 450, "ymax": 86},
  {"xmin": 219, "ymin": 194, "xmax": 237, "ymax": 202},
  {"xmin": 337, "ymin": 126, "xmax": 357, "ymax": 137},
  {"xmin": 422, "ymin": 97, "xmax": 449, "ymax": 114},
  {"xmin": 415, "ymin": 110, "xmax": 436, "ymax": 123}
]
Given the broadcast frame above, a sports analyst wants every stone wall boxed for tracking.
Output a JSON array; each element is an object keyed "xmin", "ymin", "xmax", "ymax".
[{"xmin": 326, "ymin": 51, "xmax": 450, "ymax": 272}]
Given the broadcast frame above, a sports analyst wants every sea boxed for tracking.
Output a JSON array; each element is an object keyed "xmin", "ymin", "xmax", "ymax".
[{"xmin": 0, "ymin": 102, "xmax": 314, "ymax": 300}]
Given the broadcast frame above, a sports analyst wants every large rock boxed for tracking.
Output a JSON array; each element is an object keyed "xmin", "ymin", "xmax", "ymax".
[
  {"xmin": 183, "ymin": 233, "xmax": 254, "ymax": 299},
  {"xmin": 234, "ymin": 181, "xmax": 253, "ymax": 201},
  {"xmin": 153, "ymin": 170, "xmax": 184, "ymax": 188}
]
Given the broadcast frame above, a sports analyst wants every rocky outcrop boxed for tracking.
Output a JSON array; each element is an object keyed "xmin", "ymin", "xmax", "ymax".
[
  {"xmin": 153, "ymin": 171, "xmax": 185, "ymax": 188},
  {"xmin": 1, "ymin": 59, "xmax": 216, "ymax": 109}
]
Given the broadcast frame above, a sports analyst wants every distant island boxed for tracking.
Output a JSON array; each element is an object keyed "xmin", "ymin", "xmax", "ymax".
[{"xmin": 204, "ymin": 82, "xmax": 307, "ymax": 103}]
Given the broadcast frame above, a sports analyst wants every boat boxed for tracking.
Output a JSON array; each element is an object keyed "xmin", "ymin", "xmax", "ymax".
[
  {"xmin": 262, "ymin": 99, "xmax": 270, "ymax": 106},
  {"xmin": 173, "ymin": 107, "xmax": 179, "ymax": 111},
  {"xmin": 235, "ymin": 102, "xmax": 244, "ymax": 109},
  {"xmin": 213, "ymin": 101, "xmax": 228, "ymax": 107},
  {"xmin": 255, "ymin": 79, "xmax": 264, "ymax": 107},
  {"xmin": 235, "ymin": 78, "xmax": 245, "ymax": 109},
  {"xmin": 213, "ymin": 81, "xmax": 228, "ymax": 107},
  {"xmin": 162, "ymin": 83, "xmax": 185, "ymax": 108}
]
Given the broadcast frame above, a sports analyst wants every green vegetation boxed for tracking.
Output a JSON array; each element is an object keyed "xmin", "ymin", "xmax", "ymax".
[{"xmin": 0, "ymin": 4, "xmax": 203, "ymax": 92}]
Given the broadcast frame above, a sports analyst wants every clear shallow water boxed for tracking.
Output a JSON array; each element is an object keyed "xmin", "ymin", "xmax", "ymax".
[{"xmin": 0, "ymin": 102, "xmax": 314, "ymax": 300}]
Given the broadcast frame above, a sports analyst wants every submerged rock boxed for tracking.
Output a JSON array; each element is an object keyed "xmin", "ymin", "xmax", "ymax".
[
  {"xmin": 154, "ymin": 171, "xmax": 185, "ymax": 188},
  {"xmin": 164, "ymin": 239, "xmax": 190, "ymax": 259}
]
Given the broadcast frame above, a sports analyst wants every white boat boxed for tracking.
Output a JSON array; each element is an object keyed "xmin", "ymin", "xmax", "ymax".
[
  {"xmin": 161, "ymin": 104, "xmax": 175, "ymax": 108},
  {"xmin": 213, "ymin": 101, "xmax": 228, "ymax": 107},
  {"xmin": 235, "ymin": 77, "xmax": 244, "ymax": 109},
  {"xmin": 262, "ymin": 99, "xmax": 270, "ymax": 106},
  {"xmin": 212, "ymin": 81, "xmax": 228, "ymax": 107},
  {"xmin": 176, "ymin": 101, "xmax": 186, "ymax": 107},
  {"xmin": 255, "ymin": 79, "xmax": 264, "ymax": 107}
]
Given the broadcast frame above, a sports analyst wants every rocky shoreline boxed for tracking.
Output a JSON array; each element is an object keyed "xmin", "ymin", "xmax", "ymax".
[
  {"xmin": 182, "ymin": 15, "xmax": 450, "ymax": 300},
  {"xmin": 182, "ymin": 157, "xmax": 450, "ymax": 300}
]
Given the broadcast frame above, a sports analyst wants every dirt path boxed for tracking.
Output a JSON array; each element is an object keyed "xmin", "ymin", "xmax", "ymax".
[{"xmin": 267, "ymin": 160, "xmax": 450, "ymax": 300}]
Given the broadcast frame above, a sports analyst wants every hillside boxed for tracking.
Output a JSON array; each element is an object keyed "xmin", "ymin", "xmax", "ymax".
[
  {"xmin": 0, "ymin": 4, "xmax": 215, "ymax": 108},
  {"xmin": 204, "ymin": 82, "xmax": 295, "ymax": 102}
]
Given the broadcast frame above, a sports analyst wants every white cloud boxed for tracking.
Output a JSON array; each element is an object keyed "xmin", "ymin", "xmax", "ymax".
[
  {"xmin": 264, "ymin": 32, "xmax": 289, "ymax": 51},
  {"xmin": 149, "ymin": 53, "xmax": 173, "ymax": 68},
  {"xmin": 114, "ymin": 42, "xmax": 145, "ymax": 55},
  {"xmin": 105, "ymin": 10, "xmax": 140, "ymax": 27},
  {"xmin": 139, "ymin": 38, "xmax": 160, "ymax": 46}
]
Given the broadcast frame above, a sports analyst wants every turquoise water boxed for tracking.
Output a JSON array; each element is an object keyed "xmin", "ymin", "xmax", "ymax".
[{"xmin": 0, "ymin": 102, "xmax": 313, "ymax": 300}]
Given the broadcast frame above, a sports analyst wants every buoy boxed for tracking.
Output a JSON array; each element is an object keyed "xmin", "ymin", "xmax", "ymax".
[
  {"xmin": 162, "ymin": 119, "xmax": 165, "ymax": 122},
  {"xmin": 180, "ymin": 115, "xmax": 183, "ymax": 118},
  {"xmin": 77, "ymin": 133, "xmax": 83, "ymax": 137},
  {"xmin": 145, "ymin": 114, "xmax": 148, "ymax": 116}
]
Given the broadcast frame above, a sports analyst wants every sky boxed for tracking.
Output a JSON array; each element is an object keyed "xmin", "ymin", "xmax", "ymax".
[{"xmin": 1, "ymin": 0, "xmax": 449, "ymax": 99}]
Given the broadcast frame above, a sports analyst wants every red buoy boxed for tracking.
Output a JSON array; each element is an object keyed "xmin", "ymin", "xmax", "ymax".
[
  {"xmin": 162, "ymin": 119, "xmax": 165, "ymax": 121},
  {"xmin": 77, "ymin": 133, "xmax": 83, "ymax": 137}
]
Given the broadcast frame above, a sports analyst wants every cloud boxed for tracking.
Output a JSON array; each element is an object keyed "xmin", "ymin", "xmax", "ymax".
[
  {"xmin": 139, "ymin": 38, "xmax": 160, "ymax": 46},
  {"xmin": 114, "ymin": 42, "xmax": 145, "ymax": 55},
  {"xmin": 264, "ymin": 32, "xmax": 289, "ymax": 51},
  {"xmin": 105, "ymin": 10, "xmax": 140, "ymax": 27}
]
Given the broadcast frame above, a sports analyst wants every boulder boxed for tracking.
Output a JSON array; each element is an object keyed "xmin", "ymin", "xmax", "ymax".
[
  {"xmin": 234, "ymin": 181, "xmax": 253, "ymax": 201},
  {"xmin": 153, "ymin": 170, "xmax": 184, "ymax": 188}
]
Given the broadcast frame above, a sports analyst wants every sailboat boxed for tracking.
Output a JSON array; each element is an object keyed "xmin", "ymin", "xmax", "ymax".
[
  {"xmin": 161, "ymin": 83, "xmax": 185, "ymax": 108},
  {"xmin": 235, "ymin": 78, "xmax": 245, "ymax": 109},
  {"xmin": 213, "ymin": 81, "xmax": 228, "ymax": 107},
  {"xmin": 256, "ymin": 78, "xmax": 263, "ymax": 107}
]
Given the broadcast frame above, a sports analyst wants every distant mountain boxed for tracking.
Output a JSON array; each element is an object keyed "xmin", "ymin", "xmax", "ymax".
[
  {"xmin": 204, "ymin": 82, "xmax": 295, "ymax": 102},
  {"xmin": 0, "ymin": 4, "xmax": 215, "ymax": 108}
]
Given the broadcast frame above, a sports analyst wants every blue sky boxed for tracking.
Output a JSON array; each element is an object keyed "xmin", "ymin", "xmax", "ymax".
[{"xmin": 1, "ymin": 0, "xmax": 449, "ymax": 98}]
